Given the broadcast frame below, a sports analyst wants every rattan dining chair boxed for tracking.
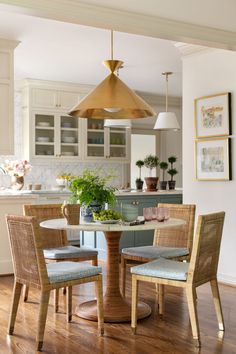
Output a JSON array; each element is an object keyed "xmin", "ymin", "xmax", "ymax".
[
  {"xmin": 131, "ymin": 212, "xmax": 225, "ymax": 347},
  {"xmin": 6, "ymin": 215, "xmax": 104, "ymax": 351},
  {"xmin": 121, "ymin": 204, "xmax": 196, "ymax": 296},
  {"xmin": 23, "ymin": 204, "xmax": 98, "ymax": 311}
]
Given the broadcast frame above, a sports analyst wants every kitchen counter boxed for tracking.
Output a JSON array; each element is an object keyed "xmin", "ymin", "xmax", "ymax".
[{"xmin": 0, "ymin": 189, "xmax": 182, "ymax": 197}]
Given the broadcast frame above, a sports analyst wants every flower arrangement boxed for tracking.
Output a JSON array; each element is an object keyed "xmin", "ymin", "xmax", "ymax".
[{"xmin": 0, "ymin": 160, "xmax": 32, "ymax": 177}]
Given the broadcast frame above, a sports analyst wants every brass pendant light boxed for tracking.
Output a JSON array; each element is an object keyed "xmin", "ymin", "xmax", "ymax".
[{"xmin": 68, "ymin": 31, "xmax": 156, "ymax": 119}]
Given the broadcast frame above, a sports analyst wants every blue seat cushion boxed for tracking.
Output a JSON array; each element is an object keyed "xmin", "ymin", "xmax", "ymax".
[
  {"xmin": 122, "ymin": 245, "xmax": 189, "ymax": 259},
  {"xmin": 46, "ymin": 262, "xmax": 102, "ymax": 284},
  {"xmin": 44, "ymin": 245, "xmax": 98, "ymax": 259},
  {"xmin": 131, "ymin": 258, "xmax": 189, "ymax": 281}
]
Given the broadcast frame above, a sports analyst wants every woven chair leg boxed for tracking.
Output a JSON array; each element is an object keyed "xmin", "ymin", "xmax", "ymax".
[
  {"xmin": 131, "ymin": 276, "xmax": 138, "ymax": 334},
  {"xmin": 36, "ymin": 290, "xmax": 50, "ymax": 352},
  {"xmin": 159, "ymin": 284, "xmax": 165, "ymax": 316},
  {"xmin": 121, "ymin": 256, "xmax": 127, "ymax": 297},
  {"xmin": 66, "ymin": 286, "xmax": 72, "ymax": 322},
  {"xmin": 23, "ymin": 285, "xmax": 29, "ymax": 302},
  {"xmin": 186, "ymin": 286, "xmax": 201, "ymax": 347},
  {"xmin": 95, "ymin": 276, "xmax": 104, "ymax": 336},
  {"xmin": 8, "ymin": 281, "xmax": 23, "ymax": 335},
  {"xmin": 210, "ymin": 279, "xmax": 225, "ymax": 331},
  {"xmin": 54, "ymin": 289, "xmax": 59, "ymax": 312}
]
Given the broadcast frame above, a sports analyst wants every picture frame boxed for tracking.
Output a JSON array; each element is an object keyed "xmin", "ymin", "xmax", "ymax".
[
  {"xmin": 194, "ymin": 92, "xmax": 231, "ymax": 138},
  {"xmin": 195, "ymin": 138, "xmax": 231, "ymax": 181}
]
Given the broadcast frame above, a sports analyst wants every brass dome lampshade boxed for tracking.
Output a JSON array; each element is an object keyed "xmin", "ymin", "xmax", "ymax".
[
  {"xmin": 154, "ymin": 72, "xmax": 180, "ymax": 131},
  {"xmin": 68, "ymin": 31, "xmax": 156, "ymax": 120}
]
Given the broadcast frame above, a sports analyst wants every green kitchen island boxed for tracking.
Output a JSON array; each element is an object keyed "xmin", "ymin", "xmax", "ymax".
[{"xmin": 80, "ymin": 190, "xmax": 182, "ymax": 260}]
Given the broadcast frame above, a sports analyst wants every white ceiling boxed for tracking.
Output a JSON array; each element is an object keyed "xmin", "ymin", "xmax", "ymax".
[{"xmin": 0, "ymin": 8, "xmax": 182, "ymax": 96}]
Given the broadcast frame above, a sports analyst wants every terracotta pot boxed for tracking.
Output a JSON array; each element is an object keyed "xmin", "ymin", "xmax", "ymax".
[
  {"xmin": 144, "ymin": 177, "xmax": 159, "ymax": 191},
  {"xmin": 168, "ymin": 180, "xmax": 176, "ymax": 190},
  {"xmin": 160, "ymin": 181, "xmax": 167, "ymax": 190}
]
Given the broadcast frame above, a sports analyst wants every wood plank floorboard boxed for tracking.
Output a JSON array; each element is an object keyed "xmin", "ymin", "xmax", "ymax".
[{"xmin": 0, "ymin": 262, "xmax": 236, "ymax": 354}]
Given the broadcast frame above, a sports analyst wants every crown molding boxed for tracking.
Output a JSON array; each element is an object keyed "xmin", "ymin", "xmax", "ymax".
[
  {"xmin": 174, "ymin": 42, "xmax": 215, "ymax": 57},
  {"xmin": 0, "ymin": 38, "xmax": 20, "ymax": 50},
  {"xmin": 1, "ymin": 0, "xmax": 236, "ymax": 50}
]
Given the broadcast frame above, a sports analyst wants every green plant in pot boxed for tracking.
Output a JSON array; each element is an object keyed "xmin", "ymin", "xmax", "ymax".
[
  {"xmin": 167, "ymin": 156, "xmax": 178, "ymax": 190},
  {"xmin": 69, "ymin": 169, "xmax": 117, "ymax": 222},
  {"xmin": 135, "ymin": 160, "xmax": 144, "ymax": 191},
  {"xmin": 143, "ymin": 154, "xmax": 159, "ymax": 191},
  {"xmin": 159, "ymin": 161, "xmax": 168, "ymax": 190}
]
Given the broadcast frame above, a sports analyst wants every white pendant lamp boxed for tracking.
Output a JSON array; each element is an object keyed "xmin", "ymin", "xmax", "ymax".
[
  {"xmin": 154, "ymin": 72, "xmax": 180, "ymax": 131},
  {"xmin": 104, "ymin": 119, "xmax": 131, "ymax": 128}
]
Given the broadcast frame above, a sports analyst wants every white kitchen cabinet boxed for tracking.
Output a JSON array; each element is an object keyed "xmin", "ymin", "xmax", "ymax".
[
  {"xmin": 0, "ymin": 39, "xmax": 19, "ymax": 155},
  {"xmin": 0, "ymin": 195, "xmax": 37, "ymax": 275},
  {"xmin": 21, "ymin": 79, "xmax": 130, "ymax": 163},
  {"xmin": 31, "ymin": 87, "xmax": 80, "ymax": 110},
  {"xmin": 21, "ymin": 80, "xmax": 84, "ymax": 162},
  {"xmin": 83, "ymin": 118, "xmax": 131, "ymax": 162},
  {"xmin": 32, "ymin": 111, "xmax": 81, "ymax": 159}
]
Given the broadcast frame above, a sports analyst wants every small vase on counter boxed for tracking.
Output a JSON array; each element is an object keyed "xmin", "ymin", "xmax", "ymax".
[{"xmin": 11, "ymin": 176, "xmax": 24, "ymax": 190}]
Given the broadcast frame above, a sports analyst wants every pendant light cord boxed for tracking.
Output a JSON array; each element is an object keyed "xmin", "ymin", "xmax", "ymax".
[
  {"xmin": 165, "ymin": 73, "xmax": 169, "ymax": 112},
  {"xmin": 111, "ymin": 30, "xmax": 113, "ymax": 60}
]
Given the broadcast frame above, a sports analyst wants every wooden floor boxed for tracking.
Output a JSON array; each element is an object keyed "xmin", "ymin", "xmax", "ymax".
[{"xmin": 0, "ymin": 263, "xmax": 236, "ymax": 354}]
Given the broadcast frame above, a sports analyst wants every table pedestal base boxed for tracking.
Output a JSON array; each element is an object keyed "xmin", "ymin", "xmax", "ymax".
[{"xmin": 75, "ymin": 297, "xmax": 151, "ymax": 323}]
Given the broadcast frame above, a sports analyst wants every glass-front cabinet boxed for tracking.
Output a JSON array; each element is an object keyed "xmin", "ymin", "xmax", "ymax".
[
  {"xmin": 85, "ymin": 118, "xmax": 130, "ymax": 161},
  {"xmin": 33, "ymin": 112, "xmax": 80, "ymax": 159}
]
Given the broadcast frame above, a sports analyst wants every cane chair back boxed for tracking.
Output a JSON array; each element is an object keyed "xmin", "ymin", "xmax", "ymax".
[
  {"xmin": 188, "ymin": 212, "xmax": 225, "ymax": 285},
  {"xmin": 6, "ymin": 215, "xmax": 48, "ymax": 288},
  {"xmin": 153, "ymin": 203, "xmax": 196, "ymax": 253},
  {"xmin": 23, "ymin": 204, "xmax": 67, "ymax": 249}
]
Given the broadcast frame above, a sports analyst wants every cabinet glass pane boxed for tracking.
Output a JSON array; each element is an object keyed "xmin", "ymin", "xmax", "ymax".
[
  {"xmin": 87, "ymin": 119, "xmax": 105, "ymax": 157},
  {"xmin": 35, "ymin": 114, "xmax": 55, "ymax": 156},
  {"xmin": 60, "ymin": 115, "xmax": 79, "ymax": 157},
  {"xmin": 110, "ymin": 128, "xmax": 126, "ymax": 158}
]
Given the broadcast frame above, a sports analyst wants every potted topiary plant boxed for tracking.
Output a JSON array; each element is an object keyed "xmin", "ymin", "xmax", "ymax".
[
  {"xmin": 69, "ymin": 169, "xmax": 117, "ymax": 222},
  {"xmin": 167, "ymin": 156, "xmax": 178, "ymax": 190},
  {"xmin": 143, "ymin": 154, "xmax": 159, "ymax": 191},
  {"xmin": 135, "ymin": 160, "xmax": 144, "ymax": 191},
  {"xmin": 159, "ymin": 161, "xmax": 168, "ymax": 190}
]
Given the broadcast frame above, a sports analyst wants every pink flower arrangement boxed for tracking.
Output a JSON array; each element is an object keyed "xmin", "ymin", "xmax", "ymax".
[{"xmin": 0, "ymin": 159, "xmax": 32, "ymax": 177}]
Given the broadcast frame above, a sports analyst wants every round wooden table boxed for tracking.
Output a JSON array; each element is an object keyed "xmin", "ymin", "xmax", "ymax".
[{"xmin": 40, "ymin": 218, "xmax": 186, "ymax": 323}]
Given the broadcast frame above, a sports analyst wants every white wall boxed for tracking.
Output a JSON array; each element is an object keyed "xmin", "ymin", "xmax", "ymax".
[{"xmin": 182, "ymin": 48, "xmax": 236, "ymax": 285}]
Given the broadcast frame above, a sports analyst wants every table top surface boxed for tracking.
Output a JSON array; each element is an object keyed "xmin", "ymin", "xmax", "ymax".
[{"xmin": 40, "ymin": 217, "xmax": 186, "ymax": 232}]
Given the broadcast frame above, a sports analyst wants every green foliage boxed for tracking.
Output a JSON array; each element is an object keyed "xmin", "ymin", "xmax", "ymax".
[
  {"xmin": 135, "ymin": 160, "xmax": 144, "ymax": 168},
  {"xmin": 135, "ymin": 159, "xmax": 144, "ymax": 179},
  {"xmin": 168, "ymin": 156, "xmax": 177, "ymax": 168},
  {"xmin": 159, "ymin": 161, "xmax": 168, "ymax": 181},
  {"xmin": 69, "ymin": 169, "xmax": 117, "ymax": 207},
  {"xmin": 167, "ymin": 168, "xmax": 178, "ymax": 181},
  {"xmin": 144, "ymin": 154, "xmax": 159, "ymax": 170}
]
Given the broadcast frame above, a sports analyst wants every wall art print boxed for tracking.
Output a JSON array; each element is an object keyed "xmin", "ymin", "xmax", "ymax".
[
  {"xmin": 195, "ymin": 138, "xmax": 231, "ymax": 181},
  {"xmin": 194, "ymin": 92, "xmax": 231, "ymax": 138}
]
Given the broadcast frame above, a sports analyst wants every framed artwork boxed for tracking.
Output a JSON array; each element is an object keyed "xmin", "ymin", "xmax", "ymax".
[
  {"xmin": 195, "ymin": 138, "xmax": 231, "ymax": 181},
  {"xmin": 194, "ymin": 92, "xmax": 231, "ymax": 138}
]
